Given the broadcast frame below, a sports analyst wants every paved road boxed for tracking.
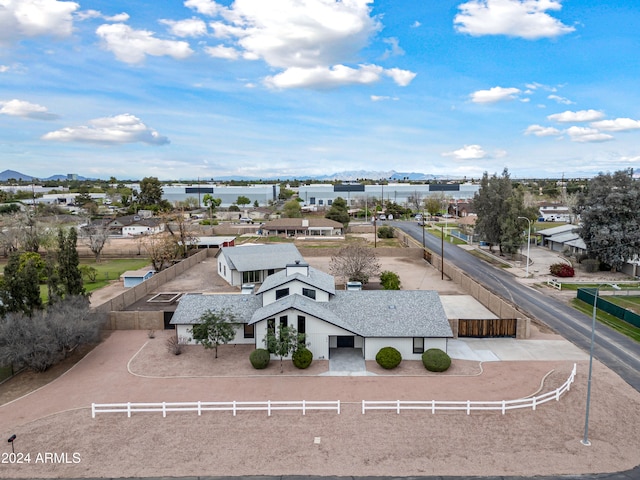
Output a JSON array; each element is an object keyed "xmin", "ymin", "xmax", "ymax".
[{"xmin": 395, "ymin": 220, "xmax": 640, "ymax": 393}]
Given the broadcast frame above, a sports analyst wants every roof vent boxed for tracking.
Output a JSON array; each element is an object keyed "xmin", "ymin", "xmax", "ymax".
[
  {"xmin": 241, "ymin": 283, "xmax": 255, "ymax": 295},
  {"xmin": 346, "ymin": 281, "xmax": 362, "ymax": 291}
]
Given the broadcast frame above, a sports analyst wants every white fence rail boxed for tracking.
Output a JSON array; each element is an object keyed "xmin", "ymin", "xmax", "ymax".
[
  {"xmin": 362, "ymin": 363, "xmax": 576, "ymax": 415},
  {"xmin": 92, "ymin": 400, "xmax": 340, "ymax": 418}
]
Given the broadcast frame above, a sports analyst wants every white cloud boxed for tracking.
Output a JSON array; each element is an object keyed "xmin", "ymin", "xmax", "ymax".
[
  {"xmin": 547, "ymin": 109, "xmax": 605, "ymax": 122},
  {"xmin": 42, "ymin": 113, "xmax": 169, "ymax": 145},
  {"xmin": 197, "ymin": 0, "xmax": 414, "ymax": 89},
  {"xmin": 0, "ymin": 0, "xmax": 79, "ymax": 46},
  {"xmin": 470, "ymin": 86, "xmax": 521, "ymax": 103},
  {"xmin": 454, "ymin": 0, "xmax": 575, "ymax": 39},
  {"xmin": 96, "ymin": 24, "xmax": 194, "ymax": 64},
  {"xmin": 370, "ymin": 95, "xmax": 398, "ymax": 102},
  {"xmin": 76, "ymin": 10, "xmax": 129, "ymax": 22},
  {"xmin": 411, "ymin": 21, "xmax": 421, "ymax": 28},
  {"xmin": 204, "ymin": 45, "xmax": 241, "ymax": 59},
  {"xmin": 265, "ymin": 64, "xmax": 384, "ymax": 89},
  {"xmin": 184, "ymin": 0, "xmax": 222, "ymax": 17},
  {"xmin": 547, "ymin": 94, "xmax": 573, "ymax": 105},
  {"xmin": 385, "ymin": 68, "xmax": 416, "ymax": 87},
  {"xmin": 0, "ymin": 99, "xmax": 59, "ymax": 120},
  {"xmin": 442, "ymin": 144, "xmax": 488, "ymax": 160},
  {"xmin": 381, "ymin": 37, "xmax": 405, "ymax": 59},
  {"xmin": 590, "ymin": 118, "xmax": 640, "ymax": 132},
  {"xmin": 524, "ymin": 124, "xmax": 562, "ymax": 136},
  {"xmin": 159, "ymin": 17, "xmax": 207, "ymax": 37},
  {"xmin": 0, "ymin": 65, "xmax": 9, "ymax": 73},
  {"xmin": 566, "ymin": 126, "xmax": 613, "ymax": 143}
]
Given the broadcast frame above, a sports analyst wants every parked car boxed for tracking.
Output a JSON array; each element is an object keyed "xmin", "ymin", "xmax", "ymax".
[{"xmin": 378, "ymin": 214, "xmax": 386, "ymax": 221}]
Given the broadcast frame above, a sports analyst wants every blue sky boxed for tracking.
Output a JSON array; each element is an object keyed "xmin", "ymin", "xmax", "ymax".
[{"xmin": 1, "ymin": 0, "xmax": 639, "ymax": 180}]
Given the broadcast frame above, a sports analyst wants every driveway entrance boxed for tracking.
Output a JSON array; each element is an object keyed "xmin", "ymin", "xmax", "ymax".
[{"xmin": 328, "ymin": 348, "xmax": 366, "ymax": 374}]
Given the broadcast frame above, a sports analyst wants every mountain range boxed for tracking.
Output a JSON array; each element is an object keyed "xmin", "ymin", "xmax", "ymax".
[{"xmin": 0, "ymin": 169, "xmax": 447, "ymax": 183}]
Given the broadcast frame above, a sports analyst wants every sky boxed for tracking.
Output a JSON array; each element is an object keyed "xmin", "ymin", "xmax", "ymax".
[{"xmin": 1, "ymin": 0, "xmax": 639, "ymax": 181}]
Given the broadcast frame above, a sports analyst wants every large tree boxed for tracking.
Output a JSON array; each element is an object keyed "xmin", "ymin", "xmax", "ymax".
[
  {"xmin": 282, "ymin": 199, "xmax": 302, "ymax": 218},
  {"xmin": 325, "ymin": 196, "xmax": 350, "ymax": 227},
  {"xmin": 576, "ymin": 169, "xmax": 640, "ymax": 271},
  {"xmin": 330, "ymin": 244, "xmax": 380, "ymax": 284},
  {"xmin": 83, "ymin": 221, "xmax": 112, "ymax": 262},
  {"xmin": 191, "ymin": 309, "xmax": 237, "ymax": 358},
  {"xmin": 0, "ymin": 252, "xmax": 42, "ymax": 316},
  {"xmin": 138, "ymin": 176, "xmax": 164, "ymax": 206},
  {"xmin": 57, "ymin": 228, "xmax": 85, "ymax": 297}
]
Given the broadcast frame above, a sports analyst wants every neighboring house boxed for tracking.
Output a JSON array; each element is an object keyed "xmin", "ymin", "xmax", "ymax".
[
  {"xmin": 538, "ymin": 225, "xmax": 580, "ymax": 251},
  {"xmin": 261, "ymin": 218, "xmax": 344, "ymax": 237},
  {"xmin": 171, "ymin": 261, "xmax": 453, "ymax": 360},
  {"xmin": 107, "ymin": 215, "xmax": 164, "ymax": 237},
  {"xmin": 216, "ymin": 243, "xmax": 305, "ymax": 286},
  {"xmin": 538, "ymin": 203, "xmax": 571, "ymax": 222},
  {"xmin": 121, "ymin": 270, "xmax": 154, "ymax": 288},
  {"xmin": 191, "ymin": 236, "xmax": 236, "ymax": 249}
]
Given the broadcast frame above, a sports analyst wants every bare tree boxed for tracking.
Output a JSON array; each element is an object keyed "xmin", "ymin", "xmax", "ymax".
[
  {"xmin": 330, "ymin": 244, "xmax": 381, "ymax": 285},
  {"xmin": 163, "ymin": 212, "xmax": 198, "ymax": 258},
  {"xmin": 83, "ymin": 220, "xmax": 112, "ymax": 262},
  {"xmin": 407, "ymin": 191, "xmax": 423, "ymax": 212},
  {"xmin": 143, "ymin": 234, "xmax": 179, "ymax": 272}
]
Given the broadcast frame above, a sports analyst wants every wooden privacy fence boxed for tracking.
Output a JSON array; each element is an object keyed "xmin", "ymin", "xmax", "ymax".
[
  {"xmin": 92, "ymin": 400, "xmax": 340, "ymax": 418},
  {"xmin": 362, "ymin": 363, "xmax": 576, "ymax": 415},
  {"xmin": 458, "ymin": 318, "xmax": 517, "ymax": 337}
]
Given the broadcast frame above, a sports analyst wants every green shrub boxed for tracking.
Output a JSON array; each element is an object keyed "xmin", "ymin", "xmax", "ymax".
[
  {"xmin": 380, "ymin": 270, "xmax": 401, "ymax": 290},
  {"xmin": 375, "ymin": 346, "xmax": 402, "ymax": 369},
  {"xmin": 422, "ymin": 348, "xmax": 451, "ymax": 372},
  {"xmin": 292, "ymin": 347, "xmax": 313, "ymax": 369},
  {"xmin": 377, "ymin": 225, "xmax": 395, "ymax": 239},
  {"xmin": 249, "ymin": 348, "xmax": 271, "ymax": 369}
]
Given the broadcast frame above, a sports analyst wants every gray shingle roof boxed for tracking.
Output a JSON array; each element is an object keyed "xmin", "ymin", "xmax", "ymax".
[
  {"xmin": 257, "ymin": 266, "xmax": 336, "ymax": 296},
  {"xmin": 171, "ymin": 293, "xmax": 262, "ymax": 325},
  {"xmin": 172, "ymin": 286, "xmax": 452, "ymax": 338},
  {"xmin": 219, "ymin": 244, "xmax": 304, "ymax": 272}
]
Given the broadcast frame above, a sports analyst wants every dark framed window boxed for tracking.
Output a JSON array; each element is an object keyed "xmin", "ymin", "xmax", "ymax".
[
  {"xmin": 302, "ymin": 288, "xmax": 316, "ymax": 300},
  {"xmin": 244, "ymin": 324, "xmax": 255, "ymax": 339},
  {"xmin": 309, "ymin": 197, "xmax": 316, "ymax": 205},
  {"xmin": 297, "ymin": 316, "xmax": 306, "ymax": 335},
  {"xmin": 275, "ymin": 288, "xmax": 289, "ymax": 300},
  {"xmin": 267, "ymin": 318, "xmax": 275, "ymax": 335},
  {"xmin": 279, "ymin": 316, "xmax": 288, "ymax": 328},
  {"xmin": 413, "ymin": 337, "xmax": 424, "ymax": 354},
  {"xmin": 243, "ymin": 270, "xmax": 261, "ymax": 283}
]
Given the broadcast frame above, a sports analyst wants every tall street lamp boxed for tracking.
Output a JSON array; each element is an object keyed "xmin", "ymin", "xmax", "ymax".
[
  {"xmin": 582, "ymin": 283, "xmax": 620, "ymax": 446},
  {"xmin": 517, "ymin": 216, "xmax": 531, "ymax": 278}
]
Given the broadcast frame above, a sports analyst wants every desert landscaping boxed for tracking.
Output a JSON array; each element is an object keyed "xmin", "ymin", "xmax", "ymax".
[{"xmin": 1, "ymin": 238, "xmax": 639, "ymax": 478}]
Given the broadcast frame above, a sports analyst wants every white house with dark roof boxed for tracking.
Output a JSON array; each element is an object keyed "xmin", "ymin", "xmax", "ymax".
[
  {"xmin": 215, "ymin": 243, "xmax": 305, "ymax": 286},
  {"xmin": 171, "ymin": 261, "xmax": 453, "ymax": 361}
]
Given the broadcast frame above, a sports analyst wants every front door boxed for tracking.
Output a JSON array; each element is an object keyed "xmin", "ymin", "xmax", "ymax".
[{"xmin": 336, "ymin": 336, "xmax": 355, "ymax": 348}]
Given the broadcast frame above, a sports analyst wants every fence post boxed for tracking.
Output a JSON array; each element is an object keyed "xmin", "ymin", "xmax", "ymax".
[
  {"xmin": 431, "ymin": 400, "xmax": 435, "ymax": 414},
  {"xmin": 532, "ymin": 396, "xmax": 537, "ymax": 411},
  {"xmin": 197, "ymin": 401, "xmax": 201, "ymax": 416},
  {"xmin": 91, "ymin": 403, "xmax": 96, "ymax": 418},
  {"xmin": 162, "ymin": 402, "xmax": 167, "ymax": 418},
  {"xmin": 302, "ymin": 400, "xmax": 306, "ymax": 416},
  {"xmin": 466, "ymin": 400, "xmax": 471, "ymax": 415},
  {"xmin": 127, "ymin": 402, "xmax": 131, "ymax": 418},
  {"xmin": 502, "ymin": 400, "xmax": 506, "ymax": 415},
  {"xmin": 268, "ymin": 400, "xmax": 271, "ymax": 416},
  {"xmin": 396, "ymin": 400, "xmax": 401, "ymax": 414},
  {"xmin": 233, "ymin": 400, "xmax": 236, "ymax": 417},
  {"xmin": 337, "ymin": 400, "xmax": 340, "ymax": 415},
  {"xmin": 362, "ymin": 400, "xmax": 365, "ymax": 415}
]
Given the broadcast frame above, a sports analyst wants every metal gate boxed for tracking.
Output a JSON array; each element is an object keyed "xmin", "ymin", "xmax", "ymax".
[{"xmin": 458, "ymin": 319, "xmax": 517, "ymax": 338}]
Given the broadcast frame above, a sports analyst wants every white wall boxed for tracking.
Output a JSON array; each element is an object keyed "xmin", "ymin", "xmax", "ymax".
[
  {"xmin": 365, "ymin": 337, "xmax": 448, "ymax": 361},
  {"xmin": 175, "ymin": 324, "xmax": 256, "ymax": 345},
  {"xmin": 261, "ymin": 281, "xmax": 330, "ymax": 306}
]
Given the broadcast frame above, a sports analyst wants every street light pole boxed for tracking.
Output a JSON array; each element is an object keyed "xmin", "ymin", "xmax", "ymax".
[
  {"xmin": 517, "ymin": 216, "xmax": 531, "ymax": 278},
  {"xmin": 582, "ymin": 283, "xmax": 620, "ymax": 446}
]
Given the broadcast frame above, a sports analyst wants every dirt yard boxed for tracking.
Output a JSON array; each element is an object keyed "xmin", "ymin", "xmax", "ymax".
[{"xmin": 2, "ymin": 236, "xmax": 639, "ymax": 478}]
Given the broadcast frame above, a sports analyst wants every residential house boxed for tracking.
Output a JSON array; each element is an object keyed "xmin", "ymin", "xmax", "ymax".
[
  {"xmin": 107, "ymin": 215, "xmax": 164, "ymax": 237},
  {"xmin": 261, "ymin": 218, "xmax": 344, "ymax": 237},
  {"xmin": 121, "ymin": 270, "xmax": 154, "ymax": 288},
  {"xmin": 171, "ymin": 261, "xmax": 453, "ymax": 360},
  {"xmin": 215, "ymin": 243, "xmax": 305, "ymax": 286}
]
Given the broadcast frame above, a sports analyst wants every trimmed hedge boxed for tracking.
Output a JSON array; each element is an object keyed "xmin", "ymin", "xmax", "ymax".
[
  {"xmin": 292, "ymin": 347, "xmax": 313, "ymax": 369},
  {"xmin": 375, "ymin": 346, "xmax": 402, "ymax": 369},
  {"xmin": 422, "ymin": 348, "xmax": 451, "ymax": 372},
  {"xmin": 249, "ymin": 348, "xmax": 271, "ymax": 369},
  {"xmin": 550, "ymin": 262, "xmax": 575, "ymax": 277}
]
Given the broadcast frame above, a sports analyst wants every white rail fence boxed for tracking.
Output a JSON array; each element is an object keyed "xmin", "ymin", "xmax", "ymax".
[
  {"xmin": 91, "ymin": 400, "xmax": 340, "ymax": 418},
  {"xmin": 362, "ymin": 363, "xmax": 576, "ymax": 415}
]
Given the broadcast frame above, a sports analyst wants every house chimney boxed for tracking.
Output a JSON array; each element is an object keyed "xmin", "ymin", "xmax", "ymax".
[{"xmin": 286, "ymin": 261, "xmax": 309, "ymax": 276}]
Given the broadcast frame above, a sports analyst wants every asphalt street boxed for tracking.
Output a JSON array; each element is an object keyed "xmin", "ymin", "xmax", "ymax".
[{"xmin": 395, "ymin": 220, "xmax": 640, "ymax": 393}]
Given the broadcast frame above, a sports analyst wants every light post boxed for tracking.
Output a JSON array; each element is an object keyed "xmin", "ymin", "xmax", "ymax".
[
  {"xmin": 582, "ymin": 283, "xmax": 620, "ymax": 446},
  {"xmin": 517, "ymin": 216, "xmax": 532, "ymax": 278}
]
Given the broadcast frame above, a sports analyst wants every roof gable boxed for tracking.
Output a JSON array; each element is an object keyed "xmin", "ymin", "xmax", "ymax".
[
  {"xmin": 219, "ymin": 244, "xmax": 304, "ymax": 272},
  {"xmin": 257, "ymin": 266, "xmax": 335, "ymax": 295}
]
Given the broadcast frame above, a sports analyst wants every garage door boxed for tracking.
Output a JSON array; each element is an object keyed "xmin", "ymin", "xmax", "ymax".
[{"xmin": 458, "ymin": 319, "xmax": 517, "ymax": 338}]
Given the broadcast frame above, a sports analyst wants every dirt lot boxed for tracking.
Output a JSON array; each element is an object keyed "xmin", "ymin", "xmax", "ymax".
[{"xmin": 2, "ymin": 236, "xmax": 639, "ymax": 478}]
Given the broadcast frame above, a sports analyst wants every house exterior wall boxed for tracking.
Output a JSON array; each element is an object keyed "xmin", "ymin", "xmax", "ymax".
[
  {"xmin": 122, "ymin": 225, "xmax": 162, "ymax": 237},
  {"xmin": 123, "ymin": 273, "xmax": 152, "ymax": 288},
  {"xmin": 364, "ymin": 337, "xmax": 447, "ymax": 361},
  {"xmin": 176, "ymin": 324, "xmax": 256, "ymax": 345},
  {"xmin": 216, "ymin": 254, "xmax": 235, "ymax": 285},
  {"xmin": 254, "ymin": 310, "xmax": 354, "ymax": 360},
  {"xmin": 261, "ymin": 282, "xmax": 330, "ymax": 306}
]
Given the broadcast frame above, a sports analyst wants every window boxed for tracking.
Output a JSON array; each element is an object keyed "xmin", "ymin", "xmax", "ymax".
[
  {"xmin": 413, "ymin": 337, "xmax": 424, "ymax": 354},
  {"xmin": 302, "ymin": 288, "xmax": 316, "ymax": 300},
  {"xmin": 218, "ymin": 262, "xmax": 221, "ymax": 273},
  {"xmin": 244, "ymin": 324, "xmax": 255, "ymax": 339},
  {"xmin": 318, "ymin": 199, "xmax": 324, "ymax": 205},
  {"xmin": 267, "ymin": 318, "xmax": 275, "ymax": 335},
  {"xmin": 297, "ymin": 316, "xmax": 306, "ymax": 335},
  {"xmin": 243, "ymin": 270, "xmax": 261, "ymax": 283},
  {"xmin": 279, "ymin": 316, "xmax": 288, "ymax": 328},
  {"xmin": 309, "ymin": 197, "xmax": 316, "ymax": 205},
  {"xmin": 327, "ymin": 199, "xmax": 333, "ymax": 205},
  {"xmin": 275, "ymin": 288, "xmax": 289, "ymax": 300}
]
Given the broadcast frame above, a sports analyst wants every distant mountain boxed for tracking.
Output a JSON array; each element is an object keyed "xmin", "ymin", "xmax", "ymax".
[{"xmin": 0, "ymin": 170, "xmax": 90, "ymax": 182}]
